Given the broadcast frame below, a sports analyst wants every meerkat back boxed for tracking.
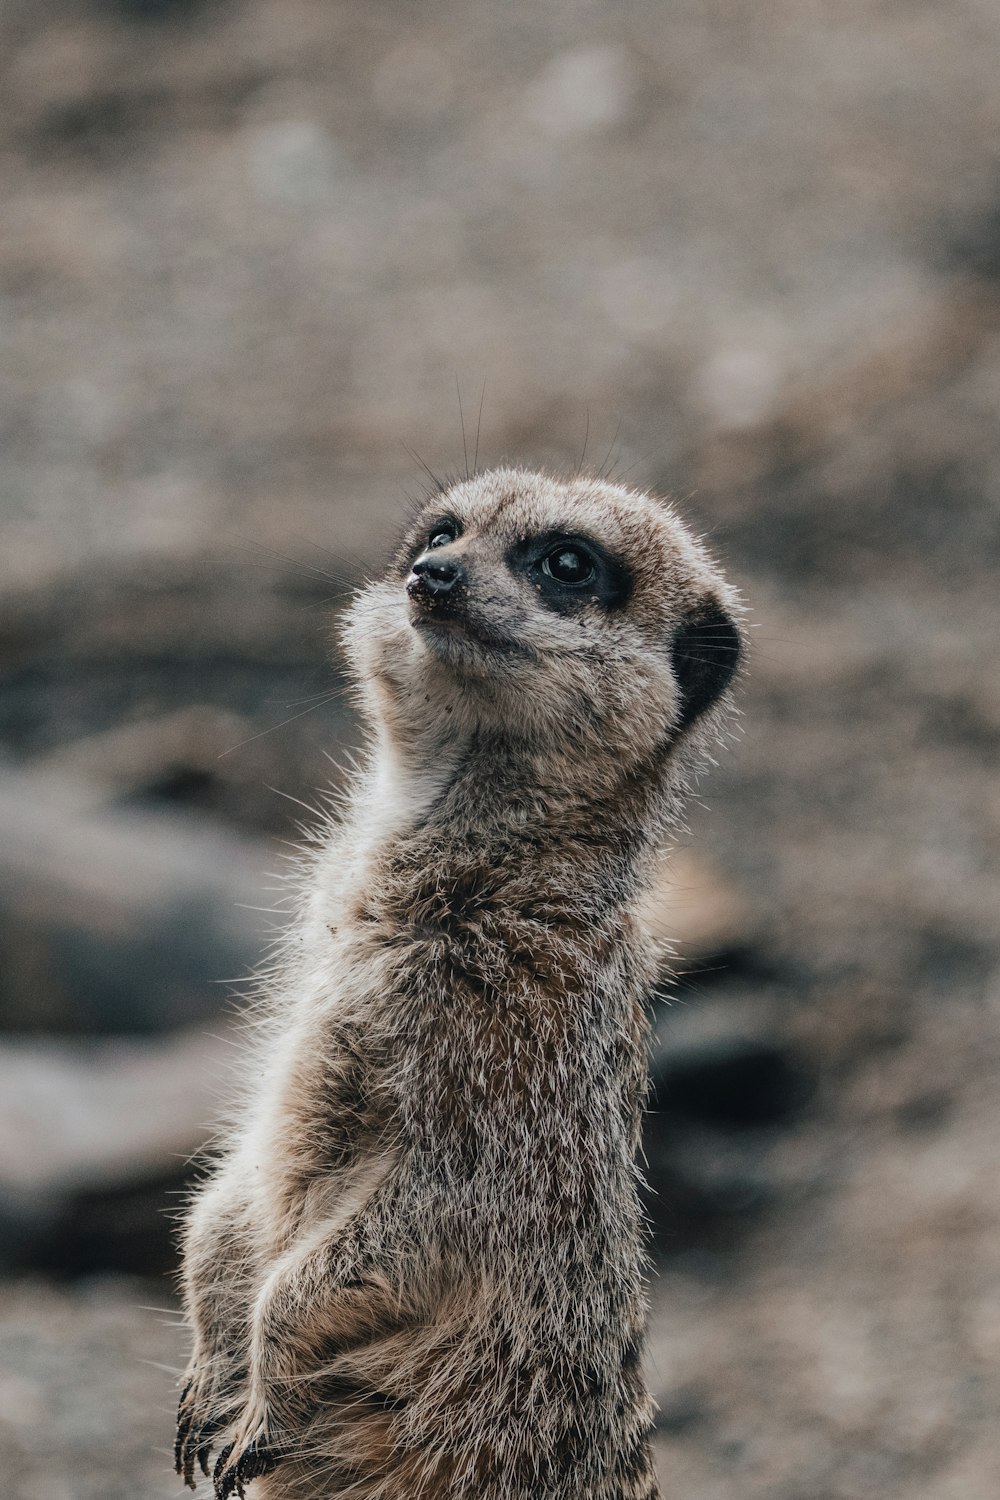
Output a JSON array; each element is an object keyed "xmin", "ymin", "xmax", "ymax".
[{"xmin": 176, "ymin": 468, "xmax": 744, "ymax": 1500}]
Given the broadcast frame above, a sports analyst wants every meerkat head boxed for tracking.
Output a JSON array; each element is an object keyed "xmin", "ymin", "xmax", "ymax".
[{"xmin": 342, "ymin": 468, "xmax": 743, "ymax": 783}]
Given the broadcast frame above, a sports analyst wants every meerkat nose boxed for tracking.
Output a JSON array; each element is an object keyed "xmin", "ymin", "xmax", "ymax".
[{"xmin": 408, "ymin": 554, "xmax": 463, "ymax": 599}]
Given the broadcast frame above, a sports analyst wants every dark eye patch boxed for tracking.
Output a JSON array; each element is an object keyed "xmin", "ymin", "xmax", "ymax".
[{"xmin": 509, "ymin": 532, "xmax": 632, "ymax": 613}]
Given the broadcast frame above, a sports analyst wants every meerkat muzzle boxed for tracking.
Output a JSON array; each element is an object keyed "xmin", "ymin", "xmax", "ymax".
[{"xmin": 407, "ymin": 553, "xmax": 464, "ymax": 600}]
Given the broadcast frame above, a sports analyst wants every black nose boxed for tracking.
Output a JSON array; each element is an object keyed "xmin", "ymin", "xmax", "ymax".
[{"xmin": 408, "ymin": 554, "xmax": 463, "ymax": 598}]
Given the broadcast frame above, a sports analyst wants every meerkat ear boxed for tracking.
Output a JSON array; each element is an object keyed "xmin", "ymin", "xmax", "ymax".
[{"xmin": 670, "ymin": 598, "xmax": 742, "ymax": 730}]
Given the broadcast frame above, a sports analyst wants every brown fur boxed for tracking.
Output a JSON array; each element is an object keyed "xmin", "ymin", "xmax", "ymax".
[{"xmin": 175, "ymin": 469, "xmax": 744, "ymax": 1499}]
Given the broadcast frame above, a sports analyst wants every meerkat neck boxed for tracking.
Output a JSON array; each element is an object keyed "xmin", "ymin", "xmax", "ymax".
[{"xmin": 342, "ymin": 722, "xmax": 667, "ymax": 924}]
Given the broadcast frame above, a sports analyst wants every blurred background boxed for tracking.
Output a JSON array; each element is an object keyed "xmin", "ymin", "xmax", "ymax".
[{"xmin": 1, "ymin": 1, "xmax": 999, "ymax": 1497}]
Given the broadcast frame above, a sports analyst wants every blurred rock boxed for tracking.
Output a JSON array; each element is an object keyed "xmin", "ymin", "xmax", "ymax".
[
  {"xmin": 244, "ymin": 119, "xmax": 342, "ymax": 209},
  {"xmin": 651, "ymin": 1023, "xmax": 804, "ymax": 1130},
  {"xmin": 0, "ymin": 764, "xmax": 281, "ymax": 1033},
  {"xmin": 0, "ymin": 1028, "xmax": 229, "ymax": 1196},
  {"xmin": 0, "ymin": 1028, "xmax": 230, "ymax": 1273},
  {"xmin": 645, "ymin": 993, "xmax": 814, "ymax": 1246},
  {"xmin": 33, "ymin": 704, "xmax": 262, "ymax": 812},
  {"xmin": 522, "ymin": 45, "xmax": 636, "ymax": 140}
]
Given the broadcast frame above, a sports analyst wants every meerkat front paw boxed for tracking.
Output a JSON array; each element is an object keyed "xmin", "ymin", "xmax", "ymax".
[
  {"xmin": 175, "ymin": 1366, "xmax": 241, "ymax": 1490},
  {"xmin": 212, "ymin": 1400, "xmax": 283, "ymax": 1500},
  {"xmin": 175, "ymin": 1373, "xmax": 220, "ymax": 1489},
  {"xmin": 213, "ymin": 1436, "xmax": 281, "ymax": 1500}
]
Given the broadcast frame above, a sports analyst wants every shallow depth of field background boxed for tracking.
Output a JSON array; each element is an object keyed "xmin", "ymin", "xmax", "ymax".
[{"xmin": 2, "ymin": 3, "xmax": 999, "ymax": 1498}]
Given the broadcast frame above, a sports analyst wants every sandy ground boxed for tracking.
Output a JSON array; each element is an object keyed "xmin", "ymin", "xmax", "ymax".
[
  {"xmin": 1, "ymin": 1, "xmax": 999, "ymax": 1497},
  {"xmin": 0, "ymin": 1278, "xmax": 184, "ymax": 1500}
]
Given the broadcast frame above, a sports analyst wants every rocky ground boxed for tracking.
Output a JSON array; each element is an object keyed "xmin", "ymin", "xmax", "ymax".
[{"xmin": 1, "ymin": 2, "xmax": 999, "ymax": 1498}]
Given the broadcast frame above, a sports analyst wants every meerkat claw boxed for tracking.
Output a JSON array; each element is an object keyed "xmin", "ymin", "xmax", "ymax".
[
  {"xmin": 181, "ymin": 1430, "xmax": 203, "ymax": 1490},
  {"xmin": 198, "ymin": 1437, "xmax": 215, "ymax": 1478},
  {"xmin": 175, "ymin": 1415, "xmax": 198, "ymax": 1484},
  {"xmin": 212, "ymin": 1443, "xmax": 236, "ymax": 1499},
  {"xmin": 240, "ymin": 1439, "xmax": 280, "ymax": 1487},
  {"xmin": 213, "ymin": 1436, "xmax": 277, "ymax": 1500},
  {"xmin": 174, "ymin": 1382, "xmax": 193, "ymax": 1472},
  {"xmin": 173, "ymin": 1422, "xmax": 189, "ymax": 1479},
  {"xmin": 176, "ymin": 1411, "xmax": 217, "ymax": 1487}
]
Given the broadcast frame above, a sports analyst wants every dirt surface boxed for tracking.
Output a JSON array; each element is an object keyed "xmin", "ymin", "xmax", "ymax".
[
  {"xmin": 1, "ymin": 2, "xmax": 999, "ymax": 1498},
  {"xmin": 0, "ymin": 1278, "xmax": 184, "ymax": 1500}
]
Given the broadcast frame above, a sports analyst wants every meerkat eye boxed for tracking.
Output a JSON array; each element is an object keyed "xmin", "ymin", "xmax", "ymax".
[
  {"xmin": 427, "ymin": 524, "xmax": 457, "ymax": 550},
  {"xmin": 515, "ymin": 533, "xmax": 631, "ymax": 612},
  {"xmin": 541, "ymin": 545, "xmax": 595, "ymax": 586}
]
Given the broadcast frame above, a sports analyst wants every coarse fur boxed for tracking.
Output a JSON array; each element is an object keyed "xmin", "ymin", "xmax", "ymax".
[{"xmin": 175, "ymin": 467, "xmax": 745, "ymax": 1500}]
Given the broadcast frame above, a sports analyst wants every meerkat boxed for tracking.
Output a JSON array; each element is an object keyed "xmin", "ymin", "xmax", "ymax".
[{"xmin": 174, "ymin": 467, "xmax": 744, "ymax": 1500}]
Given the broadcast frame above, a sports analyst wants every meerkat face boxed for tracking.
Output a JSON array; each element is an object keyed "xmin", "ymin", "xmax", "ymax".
[{"xmin": 342, "ymin": 468, "xmax": 742, "ymax": 768}]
